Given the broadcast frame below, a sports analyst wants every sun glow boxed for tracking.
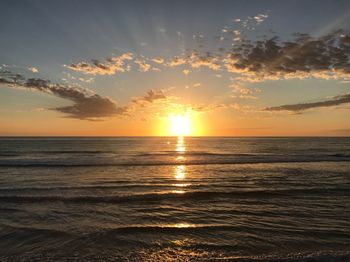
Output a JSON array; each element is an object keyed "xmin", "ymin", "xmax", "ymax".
[
  {"xmin": 170, "ymin": 114, "xmax": 191, "ymax": 136},
  {"xmin": 156, "ymin": 111, "xmax": 204, "ymax": 136}
]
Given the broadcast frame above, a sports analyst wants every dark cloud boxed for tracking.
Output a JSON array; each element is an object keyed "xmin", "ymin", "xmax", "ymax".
[
  {"xmin": 265, "ymin": 93, "xmax": 350, "ymax": 112},
  {"xmin": 132, "ymin": 90, "xmax": 167, "ymax": 106},
  {"xmin": 0, "ymin": 71, "xmax": 126, "ymax": 120},
  {"xmin": 143, "ymin": 90, "xmax": 166, "ymax": 102},
  {"xmin": 224, "ymin": 30, "xmax": 350, "ymax": 81},
  {"xmin": 54, "ymin": 95, "xmax": 126, "ymax": 119}
]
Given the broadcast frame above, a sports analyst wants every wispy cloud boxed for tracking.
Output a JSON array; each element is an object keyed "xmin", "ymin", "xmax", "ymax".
[
  {"xmin": 188, "ymin": 51, "xmax": 221, "ymax": 70},
  {"xmin": 66, "ymin": 53, "xmax": 133, "ymax": 75},
  {"xmin": 189, "ymin": 102, "xmax": 241, "ymax": 113},
  {"xmin": 152, "ymin": 57, "xmax": 165, "ymax": 64},
  {"xmin": 134, "ymin": 58, "xmax": 151, "ymax": 72},
  {"xmin": 132, "ymin": 90, "xmax": 167, "ymax": 106},
  {"xmin": 0, "ymin": 70, "xmax": 126, "ymax": 120},
  {"xmin": 264, "ymin": 93, "xmax": 350, "ymax": 113}
]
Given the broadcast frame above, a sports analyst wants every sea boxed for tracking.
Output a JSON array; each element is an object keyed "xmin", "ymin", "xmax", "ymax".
[{"xmin": 0, "ymin": 137, "xmax": 349, "ymax": 261}]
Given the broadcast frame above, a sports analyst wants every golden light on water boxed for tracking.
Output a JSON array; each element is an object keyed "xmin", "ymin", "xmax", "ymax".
[
  {"xmin": 176, "ymin": 136, "xmax": 186, "ymax": 153},
  {"xmin": 176, "ymin": 156, "xmax": 185, "ymax": 161},
  {"xmin": 174, "ymin": 136, "xmax": 188, "ymax": 187},
  {"xmin": 175, "ymin": 136, "xmax": 186, "ymax": 180},
  {"xmin": 171, "ymin": 190, "xmax": 185, "ymax": 194},
  {"xmin": 158, "ymin": 223, "xmax": 195, "ymax": 229},
  {"xmin": 175, "ymin": 165, "xmax": 186, "ymax": 180},
  {"xmin": 173, "ymin": 183, "xmax": 190, "ymax": 187},
  {"xmin": 174, "ymin": 223, "xmax": 193, "ymax": 228}
]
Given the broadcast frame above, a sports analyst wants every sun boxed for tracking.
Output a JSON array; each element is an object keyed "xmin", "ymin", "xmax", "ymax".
[
  {"xmin": 157, "ymin": 111, "xmax": 203, "ymax": 136},
  {"xmin": 169, "ymin": 114, "xmax": 191, "ymax": 136}
]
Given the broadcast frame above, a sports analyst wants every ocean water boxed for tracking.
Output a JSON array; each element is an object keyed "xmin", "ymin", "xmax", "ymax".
[{"xmin": 0, "ymin": 137, "xmax": 349, "ymax": 261}]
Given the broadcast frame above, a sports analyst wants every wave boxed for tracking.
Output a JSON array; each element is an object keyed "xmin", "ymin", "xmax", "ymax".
[
  {"xmin": 0, "ymin": 150, "xmax": 247, "ymax": 157},
  {"xmin": 0, "ymin": 187, "xmax": 348, "ymax": 203},
  {"xmin": 1, "ymin": 251, "xmax": 349, "ymax": 262},
  {"xmin": 136, "ymin": 151, "xmax": 270, "ymax": 156},
  {"xmin": 36, "ymin": 150, "xmax": 117, "ymax": 155},
  {"xmin": 94, "ymin": 224, "xmax": 238, "ymax": 235},
  {"xmin": 0, "ymin": 154, "xmax": 349, "ymax": 167},
  {"xmin": 210, "ymin": 253, "xmax": 350, "ymax": 262},
  {"xmin": 1, "ymin": 224, "xmax": 350, "ymax": 261},
  {"xmin": 0, "ymin": 184, "xmax": 178, "ymax": 192}
]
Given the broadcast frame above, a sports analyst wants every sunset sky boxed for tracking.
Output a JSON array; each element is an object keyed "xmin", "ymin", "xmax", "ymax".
[{"xmin": 1, "ymin": 0, "xmax": 350, "ymax": 136}]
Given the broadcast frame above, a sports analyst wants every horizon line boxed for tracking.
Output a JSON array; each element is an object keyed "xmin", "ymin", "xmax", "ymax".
[{"xmin": 0, "ymin": 135, "xmax": 349, "ymax": 138}]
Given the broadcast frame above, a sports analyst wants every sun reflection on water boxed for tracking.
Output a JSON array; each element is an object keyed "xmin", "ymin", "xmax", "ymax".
[
  {"xmin": 158, "ymin": 223, "xmax": 195, "ymax": 229},
  {"xmin": 176, "ymin": 136, "xmax": 186, "ymax": 153},
  {"xmin": 171, "ymin": 190, "xmax": 185, "ymax": 194},
  {"xmin": 173, "ymin": 136, "xmax": 188, "ymax": 189},
  {"xmin": 173, "ymin": 183, "xmax": 191, "ymax": 187},
  {"xmin": 176, "ymin": 156, "xmax": 185, "ymax": 161},
  {"xmin": 174, "ymin": 223, "xmax": 193, "ymax": 228},
  {"xmin": 175, "ymin": 165, "xmax": 186, "ymax": 180}
]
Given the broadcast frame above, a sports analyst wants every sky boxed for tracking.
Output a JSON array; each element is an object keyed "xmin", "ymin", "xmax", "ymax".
[{"xmin": 1, "ymin": 0, "xmax": 350, "ymax": 136}]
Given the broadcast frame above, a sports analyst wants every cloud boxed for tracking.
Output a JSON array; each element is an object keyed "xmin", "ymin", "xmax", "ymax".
[
  {"xmin": 230, "ymin": 83, "xmax": 255, "ymax": 95},
  {"xmin": 28, "ymin": 67, "xmax": 39, "ymax": 73},
  {"xmin": 165, "ymin": 51, "xmax": 221, "ymax": 70},
  {"xmin": 182, "ymin": 69, "xmax": 190, "ymax": 75},
  {"xmin": 0, "ymin": 70, "xmax": 126, "ymax": 120},
  {"xmin": 64, "ymin": 27, "xmax": 350, "ymax": 86},
  {"xmin": 142, "ymin": 90, "xmax": 166, "ymax": 102},
  {"xmin": 134, "ymin": 58, "xmax": 151, "ymax": 72},
  {"xmin": 188, "ymin": 51, "xmax": 221, "ymax": 70},
  {"xmin": 66, "ymin": 53, "xmax": 133, "ymax": 75},
  {"xmin": 254, "ymin": 14, "xmax": 269, "ymax": 25},
  {"xmin": 189, "ymin": 102, "xmax": 241, "ymax": 113},
  {"xmin": 158, "ymin": 30, "xmax": 350, "ymax": 84},
  {"xmin": 229, "ymin": 77, "xmax": 261, "ymax": 99},
  {"xmin": 265, "ymin": 93, "xmax": 350, "ymax": 113},
  {"xmin": 36, "ymin": 23, "xmax": 350, "ymax": 119},
  {"xmin": 132, "ymin": 90, "xmax": 168, "ymax": 107},
  {"xmin": 54, "ymin": 94, "xmax": 126, "ymax": 119},
  {"xmin": 224, "ymin": 31, "xmax": 350, "ymax": 82},
  {"xmin": 231, "ymin": 13, "xmax": 268, "ymax": 30},
  {"xmin": 168, "ymin": 56, "xmax": 187, "ymax": 67},
  {"xmin": 152, "ymin": 57, "xmax": 165, "ymax": 64},
  {"xmin": 62, "ymin": 71, "xmax": 94, "ymax": 83}
]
